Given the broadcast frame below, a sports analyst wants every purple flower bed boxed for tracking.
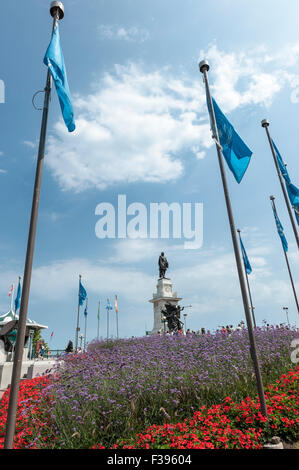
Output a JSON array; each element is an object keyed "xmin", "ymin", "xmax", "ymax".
[{"xmin": 42, "ymin": 327, "xmax": 298, "ymax": 448}]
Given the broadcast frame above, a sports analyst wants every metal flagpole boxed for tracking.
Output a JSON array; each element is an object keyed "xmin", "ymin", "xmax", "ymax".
[
  {"xmin": 9, "ymin": 285, "xmax": 15, "ymax": 312},
  {"xmin": 106, "ymin": 300, "xmax": 109, "ymax": 341},
  {"xmin": 97, "ymin": 301, "xmax": 100, "ymax": 341},
  {"xmin": 199, "ymin": 60, "xmax": 267, "ymax": 417},
  {"xmin": 270, "ymin": 196, "xmax": 299, "ymax": 314},
  {"xmin": 4, "ymin": 2, "xmax": 65, "ymax": 449},
  {"xmin": 237, "ymin": 229, "xmax": 257, "ymax": 328},
  {"xmin": 75, "ymin": 274, "xmax": 82, "ymax": 352},
  {"xmin": 84, "ymin": 297, "xmax": 88, "ymax": 352},
  {"xmin": 262, "ymin": 120, "xmax": 299, "ymax": 250},
  {"xmin": 115, "ymin": 295, "xmax": 119, "ymax": 339}
]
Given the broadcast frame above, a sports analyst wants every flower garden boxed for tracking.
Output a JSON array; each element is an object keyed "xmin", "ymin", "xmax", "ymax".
[{"xmin": 0, "ymin": 327, "xmax": 298, "ymax": 449}]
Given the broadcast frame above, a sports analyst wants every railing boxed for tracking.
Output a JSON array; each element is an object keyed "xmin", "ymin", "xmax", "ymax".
[{"xmin": 30, "ymin": 349, "xmax": 66, "ymax": 360}]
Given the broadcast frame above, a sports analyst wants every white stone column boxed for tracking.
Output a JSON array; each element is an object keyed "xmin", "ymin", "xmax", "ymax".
[{"xmin": 148, "ymin": 278, "xmax": 182, "ymax": 334}]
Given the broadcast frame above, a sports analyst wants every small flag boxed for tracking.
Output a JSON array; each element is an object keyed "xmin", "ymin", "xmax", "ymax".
[
  {"xmin": 50, "ymin": 331, "xmax": 54, "ymax": 339},
  {"xmin": 208, "ymin": 97, "xmax": 252, "ymax": 183},
  {"xmin": 239, "ymin": 235, "xmax": 252, "ymax": 275},
  {"xmin": 15, "ymin": 279, "xmax": 21, "ymax": 312},
  {"xmin": 84, "ymin": 301, "xmax": 88, "ymax": 317},
  {"xmin": 8, "ymin": 284, "xmax": 14, "ymax": 297},
  {"xmin": 114, "ymin": 295, "xmax": 119, "ymax": 313},
  {"xmin": 79, "ymin": 281, "xmax": 87, "ymax": 306},
  {"xmin": 272, "ymin": 205, "xmax": 288, "ymax": 252},
  {"xmin": 97, "ymin": 302, "xmax": 100, "ymax": 321},
  {"xmin": 44, "ymin": 24, "xmax": 75, "ymax": 132},
  {"xmin": 106, "ymin": 299, "xmax": 113, "ymax": 310}
]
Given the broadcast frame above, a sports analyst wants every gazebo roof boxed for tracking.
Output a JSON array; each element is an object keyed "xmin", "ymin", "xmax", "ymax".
[{"xmin": 0, "ymin": 309, "xmax": 47, "ymax": 330}]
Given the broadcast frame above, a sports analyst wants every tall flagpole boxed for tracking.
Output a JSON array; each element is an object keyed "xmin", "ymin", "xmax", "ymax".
[
  {"xmin": 262, "ymin": 120, "xmax": 299, "ymax": 250},
  {"xmin": 84, "ymin": 297, "xmax": 88, "ymax": 352},
  {"xmin": 115, "ymin": 295, "xmax": 119, "ymax": 339},
  {"xmin": 75, "ymin": 274, "xmax": 82, "ymax": 351},
  {"xmin": 10, "ymin": 284, "xmax": 15, "ymax": 313},
  {"xmin": 106, "ymin": 300, "xmax": 109, "ymax": 341},
  {"xmin": 270, "ymin": 196, "xmax": 299, "ymax": 314},
  {"xmin": 237, "ymin": 229, "xmax": 257, "ymax": 328},
  {"xmin": 4, "ymin": 2, "xmax": 65, "ymax": 449},
  {"xmin": 97, "ymin": 301, "xmax": 100, "ymax": 341},
  {"xmin": 199, "ymin": 60, "xmax": 267, "ymax": 417}
]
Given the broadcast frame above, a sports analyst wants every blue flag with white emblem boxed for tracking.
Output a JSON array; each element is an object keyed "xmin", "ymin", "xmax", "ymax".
[
  {"xmin": 84, "ymin": 302, "xmax": 88, "ymax": 317},
  {"xmin": 239, "ymin": 235, "xmax": 252, "ymax": 275},
  {"xmin": 210, "ymin": 98, "xmax": 252, "ymax": 183},
  {"xmin": 44, "ymin": 24, "xmax": 75, "ymax": 132},
  {"xmin": 272, "ymin": 205, "xmax": 288, "ymax": 252},
  {"xmin": 79, "ymin": 281, "xmax": 87, "ymax": 306},
  {"xmin": 14, "ymin": 279, "xmax": 21, "ymax": 313}
]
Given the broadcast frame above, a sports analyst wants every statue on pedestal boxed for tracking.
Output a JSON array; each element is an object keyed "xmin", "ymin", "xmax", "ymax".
[{"xmin": 158, "ymin": 252, "xmax": 169, "ymax": 279}]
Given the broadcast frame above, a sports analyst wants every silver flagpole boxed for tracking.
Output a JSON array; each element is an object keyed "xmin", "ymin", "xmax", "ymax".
[
  {"xmin": 199, "ymin": 60, "xmax": 267, "ymax": 417},
  {"xmin": 270, "ymin": 196, "xmax": 299, "ymax": 314},
  {"xmin": 75, "ymin": 274, "xmax": 82, "ymax": 351},
  {"xmin": 262, "ymin": 120, "xmax": 299, "ymax": 250},
  {"xmin": 4, "ymin": 2, "xmax": 65, "ymax": 449},
  {"xmin": 97, "ymin": 301, "xmax": 100, "ymax": 341},
  {"xmin": 237, "ymin": 229, "xmax": 257, "ymax": 328},
  {"xmin": 84, "ymin": 297, "xmax": 88, "ymax": 352}
]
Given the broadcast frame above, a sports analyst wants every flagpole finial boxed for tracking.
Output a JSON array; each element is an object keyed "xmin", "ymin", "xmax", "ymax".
[
  {"xmin": 237, "ymin": 229, "xmax": 241, "ymax": 233},
  {"xmin": 50, "ymin": 1, "xmax": 64, "ymax": 19},
  {"xmin": 261, "ymin": 119, "xmax": 270, "ymax": 128},
  {"xmin": 270, "ymin": 195, "xmax": 275, "ymax": 201},
  {"xmin": 199, "ymin": 60, "xmax": 209, "ymax": 73}
]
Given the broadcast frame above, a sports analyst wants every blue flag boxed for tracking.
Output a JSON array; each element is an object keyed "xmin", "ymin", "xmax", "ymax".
[
  {"xmin": 14, "ymin": 279, "xmax": 21, "ymax": 312},
  {"xmin": 106, "ymin": 299, "xmax": 113, "ymax": 310},
  {"xmin": 210, "ymin": 98, "xmax": 252, "ymax": 183},
  {"xmin": 272, "ymin": 206, "xmax": 288, "ymax": 252},
  {"xmin": 44, "ymin": 24, "xmax": 75, "ymax": 132},
  {"xmin": 84, "ymin": 303, "xmax": 88, "ymax": 317},
  {"xmin": 271, "ymin": 140, "xmax": 291, "ymax": 184},
  {"xmin": 239, "ymin": 236, "xmax": 252, "ymax": 275},
  {"xmin": 79, "ymin": 281, "xmax": 87, "ymax": 306}
]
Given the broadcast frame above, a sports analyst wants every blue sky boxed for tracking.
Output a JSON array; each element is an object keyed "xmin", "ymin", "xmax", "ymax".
[{"xmin": 0, "ymin": 0, "xmax": 298, "ymax": 349}]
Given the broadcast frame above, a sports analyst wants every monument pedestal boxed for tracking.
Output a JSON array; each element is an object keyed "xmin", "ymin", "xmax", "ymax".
[{"xmin": 148, "ymin": 278, "xmax": 182, "ymax": 334}]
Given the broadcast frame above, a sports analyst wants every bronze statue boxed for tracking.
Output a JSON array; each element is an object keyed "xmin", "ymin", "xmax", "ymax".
[
  {"xmin": 158, "ymin": 252, "xmax": 169, "ymax": 279},
  {"xmin": 161, "ymin": 302, "xmax": 184, "ymax": 333}
]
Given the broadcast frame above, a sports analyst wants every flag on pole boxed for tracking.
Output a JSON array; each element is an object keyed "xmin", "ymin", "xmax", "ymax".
[
  {"xmin": 50, "ymin": 331, "xmax": 54, "ymax": 339},
  {"xmin": 84, "ymin": 301, "xmax": 88, "ymax": 317},
  {"xmin": 8, "ymin": 285, "xmax": 14, "ymax": 297},
  {"xmin": 106, "ymin": 299, "xmax": 113, "ymax": 310},
  {"xmin": 207, "ymin": 97, "xmax": 252, "ymax": 183},
  {"xmin": 44, "ymin": 24, "xmax": 75, "ymax": 132},
  {"xmin": 79, "ymin": 281, "xmax": 87, "ymax": 306},
  {"xmin": 114, "ymin": 295, "xmax": 119, "ymax": 313},
  {"xmin": 97, "ymin": 302, "xmax": 100, "ymax": 320},
  {"xmin": 272, "ymin": 205, "xmax": 288, "ymax": 252},
  {"xmin": 14, "ymin": 279, "xmax": 21, "ymax": 312},
  {"xmin": 271, "ymin": 139, "xmax": 299, "ymax": 224},
  {"xmin": 239, "ymin": 236, "xmax": 252, "ymax": 275}
]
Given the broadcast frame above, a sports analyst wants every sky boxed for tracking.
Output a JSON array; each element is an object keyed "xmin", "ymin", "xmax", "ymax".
[{"xmin": 0, "ymin": 0, "xmax": 299, "ymax": 349}]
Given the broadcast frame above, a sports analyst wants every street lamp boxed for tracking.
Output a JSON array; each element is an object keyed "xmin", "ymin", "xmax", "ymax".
[
  {"xmin": 283, "ymin": 307, "xmax": 290, "ymax": 326},
  {"xmin": 183, "ymin": 313, "xmax": 187, "ymax": 333},
  {"xmin": 79, "ymin": 334, "xmax": 84, "ymax": 350}
]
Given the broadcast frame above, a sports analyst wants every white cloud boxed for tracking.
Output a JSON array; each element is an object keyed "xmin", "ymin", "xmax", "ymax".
[
  {"xmin": 46, "ymin": 64, "xmax": 210, "ymax": 192},
  {"xmin": 23, "ymin": 140, "xmax": 37, "ymax": 149},
  {"xmin": 98, "ymin": 25, "xmax": 150, "ymax": 42}
]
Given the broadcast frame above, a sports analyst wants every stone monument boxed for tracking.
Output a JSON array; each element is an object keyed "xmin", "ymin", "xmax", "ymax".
[{"xmin": 148, "ymin": 253, "xmax": 183, "ymax": 334}]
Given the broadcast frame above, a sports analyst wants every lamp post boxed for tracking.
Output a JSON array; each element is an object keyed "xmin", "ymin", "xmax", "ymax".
[
  {"xmin": 79, "ymin": 334, "xmax": 84, "ymax": 350},
  {"xmin": 283, "ymin": 307, "xmax": 290, "ymax": 326}
]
